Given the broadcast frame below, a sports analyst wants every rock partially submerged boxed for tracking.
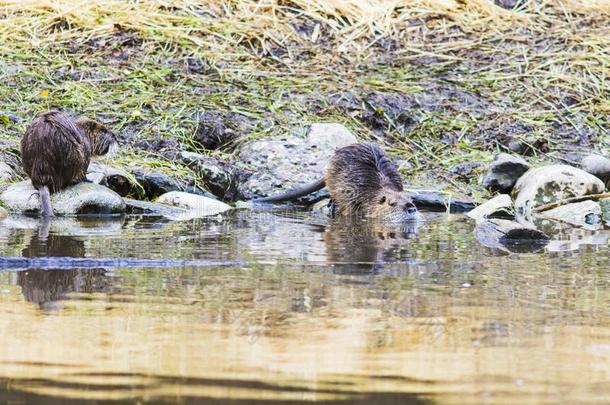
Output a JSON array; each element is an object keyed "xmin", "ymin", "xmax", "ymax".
[
  {"xmin": 407, "ymin": 190, "xmax": 475, "ymax": 213},
  {"xmin": 156, "ymin": 191, "xmax": 232, "ymax": 218},
  {"xmin": 0, "ymin": 181, "xmax": 125, "ymax": 216},
  {"xmin": 237, "ymin": 123, "xmax": 356, "ymax": 203},
  {"xmin": 482, "ymin": 153, "xmax": 529, "ymax": 193},
  {"xmin": 474, "ymin": 218, "xmax": 549, "ymax": 253},
  {"xmin": 540, "ymin": 200, "xmax": 602, "ymax": 230},
  {"xmin": 124, "ymin": 198, "xmax": 190, "ymax": 219},
  {"xmin": 467, "ymin": 194, "xmax": 513, "ymax": 221},
  {"xmin": 513, "ymin": 165, "xmax": 605, "ymax": 216}
]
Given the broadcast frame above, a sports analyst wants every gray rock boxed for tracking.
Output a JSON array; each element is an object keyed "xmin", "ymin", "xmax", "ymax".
[
  {"xmin": 238, "ymin": 123, "xmax": 357, "ymax": 203},
  {"xmin": 514, "ymin": 165, "xmax": 605, "ymax": 216},
  {"xmin": 581, "ymin": 154, "xmax": 610, "ymax": 185},
  {"xmin": 133, "ymin": 171, "xmax": 181, "ymax": 199},
  {"xmin": 156, "ymin": 191, "xmax": 232, "ymax": 218},
  {"xmin": 482, "ymin": 153, "xmax": 529, "ymax": 193},
  {"xmin": 406, "ymin": 190, "xmax": 475, "ymax": 213},
  {"xmin": 0, "ymin": 162, "xmax": 16, "ymax": 183},
  {"xmin": 539, "ymin": 200, "xmax": 602, "ymax": 230},
  {"xmin": 0, "ymin": 206, "xmax": 7, "ymax": 220},
  {"xmin": 598, "ymin": 198, "xmax": 610, "ymax": 227},
  {"xmin": 467, "ymin": 194, "xmax": 513, "ymax": 221},
  {"xmin": 124, "ymin": 198, "xmax": 189, "ymax": 219},
  {"xmin": 167, "ymin": 151, "xmax": 245, "ymax": 200},
  {"xmin": 0, "ymin": 181, "xmax": 125, "ymax": 216},
  {"xmin": 87, "ymin": 161, "xmax": 139, "ymax": 197}
]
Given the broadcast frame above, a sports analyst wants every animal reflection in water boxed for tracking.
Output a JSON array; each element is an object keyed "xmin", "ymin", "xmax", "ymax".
[
  {"xmin": 322, "ymin": 217, "xmax": 421, "ymax": 274},
  {"xmin": 18, "ymin": 222, "xmax": 109, "ymax": 311}
]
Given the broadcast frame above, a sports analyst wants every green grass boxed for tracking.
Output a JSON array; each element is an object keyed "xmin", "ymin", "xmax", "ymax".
[{"xmin": 0, "ymin": 0, "xmax": 608, "ymax": 200}]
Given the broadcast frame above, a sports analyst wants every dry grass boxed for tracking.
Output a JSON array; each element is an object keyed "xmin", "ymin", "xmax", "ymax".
[{"xmin": 0, "ymin": 0, "xmax": 608, "ymax": 195}]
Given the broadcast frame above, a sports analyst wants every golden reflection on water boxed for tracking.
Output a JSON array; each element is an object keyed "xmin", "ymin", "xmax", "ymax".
[{"xmin": 0, "ymin": 212, "xmax": 608, "ymax": 404}]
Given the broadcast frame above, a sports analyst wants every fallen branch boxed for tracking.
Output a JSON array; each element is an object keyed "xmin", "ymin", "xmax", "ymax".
[{"xmin": 533, "ymin": 193, "xmax": 610, "ymax": 213}]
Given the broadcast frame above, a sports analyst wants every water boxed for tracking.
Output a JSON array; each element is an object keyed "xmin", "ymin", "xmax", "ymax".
[{"xmin": 0, "ymin": 210, "xmax": 608, "ymax": 404}]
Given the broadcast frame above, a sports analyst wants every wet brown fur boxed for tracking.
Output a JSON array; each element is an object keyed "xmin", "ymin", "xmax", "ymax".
[
  {"xmin": 325, "ymin": 143, "xmax": 416, "ymax": 220},
  {"xmin": 257, "ymin": 143, "xmax": 417, "ymax": 220},
  {"xmin": 21, "ymin": 111, "xmax": 117, "ymax": 216}
]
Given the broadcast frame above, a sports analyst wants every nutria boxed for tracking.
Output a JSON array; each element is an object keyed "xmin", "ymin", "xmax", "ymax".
[
  {"xmin": 21, "ymin": 111, "xmax": 118, "ymax": 217},
  {"xmin": 256, "ymin": 143, "xmax": 418, "ymax": 221}
]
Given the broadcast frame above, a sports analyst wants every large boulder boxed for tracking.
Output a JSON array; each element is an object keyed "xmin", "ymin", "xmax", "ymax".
[
  {"xmin": 539, "ymin": 200, "xmax": 602, "ymax": 230},
  {"xmin": 0, "ymin": 181, "xmax": 125, "ymax": 216},
  {"xmin": 513, "ymin": 165, "xmax": 605, "ymax": 215},
  {"xmin": 156, "ymin": 191, "xmax": 232, "ymax": 218},
  {"xmin": 581, "ymin": 154, "xmax": 610, "ymax": 185},
  {"xmin": 482, "ymin": 153, "xmax": 530, "ymax": 193},
  {"xmin": 237, "ymin": 123, "xmax": 357, "ymax": 203}
]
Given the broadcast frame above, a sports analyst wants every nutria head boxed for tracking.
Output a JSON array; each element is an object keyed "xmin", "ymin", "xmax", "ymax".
[
  {"xmin": 325, "ymin": 143, "xmax": 418, "ymax": 222},
  {"xmin": 73, "ymin": 117, "xmax": 118, "ymax": 156},
  {"xmin": 366, "ymin": 189, "xmax": 418, "ymax": 222}
]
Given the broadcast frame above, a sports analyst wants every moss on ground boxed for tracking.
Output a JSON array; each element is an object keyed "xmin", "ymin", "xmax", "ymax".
[{"xmin": 0, "ymin": 0, "xmax": 608, "ymax": 199}]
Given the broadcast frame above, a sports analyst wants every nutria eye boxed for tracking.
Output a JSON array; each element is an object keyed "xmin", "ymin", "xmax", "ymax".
[
  {"xmin": 389, "ymin": 202, "xmax": 396, "ymax": 207},
  {"xmin": 379, "ymin": 196, "xmax": 386, "ymax": 204}
]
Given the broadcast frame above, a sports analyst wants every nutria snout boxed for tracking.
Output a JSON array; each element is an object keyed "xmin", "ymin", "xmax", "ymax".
[
  {"xmin": 256, "ymin": 143, "xmax": 418, "ymax": 221},
  {"xmin": 20, "ymin": 111, "xmax": 118, "ymax": 217}
]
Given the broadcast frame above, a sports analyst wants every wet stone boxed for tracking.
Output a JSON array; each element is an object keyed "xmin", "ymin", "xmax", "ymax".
[
  {"xmin": 407, "ymin": 190, "xmax": 475, "ymax": 213},
  {"xmin": 156, "ymin": 191, "xmax": 232, "ymax": 218},
  {"xmin": 539, "ymin": 200, "xmax": 602, "ymax": 230},
  {"xmin": 0, "ymin": 181, "xmax": 125, "ymax": 216},
  {"xmin": 483, "ymin": 153, "xmax": 530, "ymax": 193}
]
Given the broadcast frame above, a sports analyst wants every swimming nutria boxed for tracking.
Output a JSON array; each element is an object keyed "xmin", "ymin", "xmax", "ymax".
[
  {"xmin": 21, "ymin": 111, "xmax": 118, "ymax": 217},
  {"xmin": 256, "ymin": 143, "xmax": 418, "ymax": 221}
]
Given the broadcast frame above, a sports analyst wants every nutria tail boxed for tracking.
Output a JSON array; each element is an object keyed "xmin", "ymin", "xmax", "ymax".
[
  {"xmin": 253, "ymin": 178, "xmax": 326, "ymax": 203},
  {"xmin": 38, "ymin": 185, "xmax": 54, "ymax": 217}
]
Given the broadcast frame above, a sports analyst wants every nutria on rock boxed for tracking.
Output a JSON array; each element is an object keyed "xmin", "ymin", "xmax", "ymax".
[
  {"xmin": 256, "ymin": 143, "xmax": 418, "ymax": 221},
  {"xmin": 21, "ymin": 111, "xmax": 118, "ymax": 217}
]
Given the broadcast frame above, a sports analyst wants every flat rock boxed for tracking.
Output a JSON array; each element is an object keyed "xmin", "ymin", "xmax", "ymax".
[
  {"xmin": 581, "ymin": 154, "xmax": 610, "ymax": 185},
  {"xmin": 406, "ymin": 190, "xmax": 475, "ymax": 213},
  {"xmin": 0, "ymin": 181, "xmax": 125, "ymax": 216},
  {"xmin": 124, "ymin": 198, "xmax": 190, "ymax": 219},
  {"xmin": 513, "ymin": 165, "xmax": 605, "ymax": 216},
  {"xmin": 156, "ymin": 191, "xmax": 232, "ymax": 218},
  {"xmin": 467, "ymin": 194, "xmax": 513, "ymax": 221},
  {"xmin": 482, "ymin": 153, "xmax": 529, "ymax": 193},
  {"xmin": 540, "ymin": 200, "xmax": 603, "ymax": 230},
  {"xmin": 237, "ymin": 123, "xmax": 357, "ymax": 203}
]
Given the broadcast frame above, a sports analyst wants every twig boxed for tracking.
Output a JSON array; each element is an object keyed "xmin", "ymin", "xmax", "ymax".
[{"xmin": 533, "ymin": 193, "xmax": 610, "ymax": 213}]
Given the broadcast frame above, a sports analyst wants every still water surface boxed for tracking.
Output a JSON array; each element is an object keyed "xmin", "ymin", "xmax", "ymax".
[{"xmin": 0, "ymin": 210, "xmax": 608, "ymax": 404}]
